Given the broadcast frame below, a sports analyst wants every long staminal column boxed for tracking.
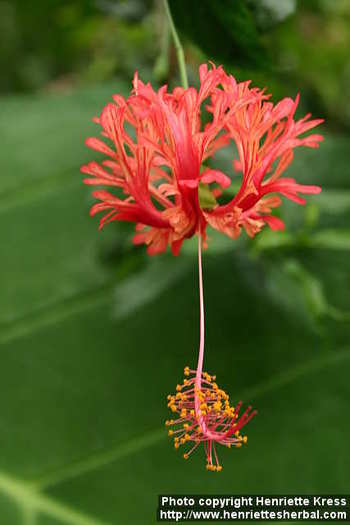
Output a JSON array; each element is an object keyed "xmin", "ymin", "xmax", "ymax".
[
  {"xmin": 166, "ymin": 233, "xmax": 257, "ymax": 471},
  {"xmin": 194, "ymin": 233, "xmax": 207, "ymax": 431}
]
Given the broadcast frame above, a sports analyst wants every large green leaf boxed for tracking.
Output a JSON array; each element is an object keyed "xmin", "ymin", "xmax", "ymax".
[
  {"xmin": 168, "ymin": 0, "xmax": 268, "ymax": 69},
  {"xmin": 0, "ymin": 83, "xmax": 349, "ymax": 525}
]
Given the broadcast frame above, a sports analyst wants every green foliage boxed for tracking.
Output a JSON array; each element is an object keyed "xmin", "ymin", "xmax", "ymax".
[
  {"xmin": 0, "ymin": 1, "xmax": 349, "ymax": 523},
  {"xmin": 169, "ymin": 0, "xmax": 268, "ymax": 69},
  {"xmin": 265, "ymin": 1, "xmax": 350, "ymax": 128},
  {"xmin": 0, "ymin": 0, "xmax": 156, "ymax": 93},
  {"xmin": 2, "ymin": 0, "xmax": 350, "ymax": 135},
  {"xmin": 0, "ymin": 80, "xmax": 349, "ymax": 524}
]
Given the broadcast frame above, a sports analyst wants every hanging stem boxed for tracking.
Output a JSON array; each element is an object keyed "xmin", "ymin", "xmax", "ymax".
[{"xmin": 163, "ymin": 0, "xmax": 189, "ymax": 89}]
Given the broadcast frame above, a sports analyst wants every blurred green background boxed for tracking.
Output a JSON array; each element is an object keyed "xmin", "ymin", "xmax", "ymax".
[{"xmin": 0, "ymin": 0, "xmax": 349, "ymax": 524}]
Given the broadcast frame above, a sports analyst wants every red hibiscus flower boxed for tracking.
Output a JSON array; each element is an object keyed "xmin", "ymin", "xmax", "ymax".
[{"xmin": 82, "ymin": 63, "xmax": 323, "ymax": 255}]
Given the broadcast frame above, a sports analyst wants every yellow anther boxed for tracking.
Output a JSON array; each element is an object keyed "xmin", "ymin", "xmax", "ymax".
[
  {"xmin": 236, "ymin": 443, "xmax": 242, "ymax": 448},
  {"xmin": 171, "ymin": 405, "xmax": 177, "ymax": 412},
  {"xmin": 176, "ymin": 384, "xmax": 182, "ymax": 392},
  {"xmin": 168, "ymin": 430, "xmax": 174, "ymax": 436},
  {"xmin": 184, "ymin": 366, "xmax": 190, "ymax": 376},
  {"xmin": 242, "ymin": 436, "xmax": 248, "ymax": 443},
  {"xmin": 180, "ymin": 409, "xmax": 187, "ymax": 417},
  {"xmin": 174, "ymin": 442, "xmax": 180, "ymax": 449},
  {"xmin": 190, "ymin": 409, "xmax": 194, "ymax": 416},
  {"xmin": 183, "ymin": 453, "xmax": 189, "ymax": 459},
  {"xmin": 200, "ymin": 403, "xmax": 207, "ymax": 410},
  {"xmin": 217, "ymin": 465, "xmax": 222, "ymax": 472}
]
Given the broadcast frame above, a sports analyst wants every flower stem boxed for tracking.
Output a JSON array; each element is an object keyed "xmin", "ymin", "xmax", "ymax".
[{"xmin": 163, "ymin": 0, "xmax": 189, "ymax": 89}]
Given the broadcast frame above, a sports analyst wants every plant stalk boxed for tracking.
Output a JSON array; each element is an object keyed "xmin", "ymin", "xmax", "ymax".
[{"xmin": 163, "ymin": 0, "xmax": 189, "ymax": 89}]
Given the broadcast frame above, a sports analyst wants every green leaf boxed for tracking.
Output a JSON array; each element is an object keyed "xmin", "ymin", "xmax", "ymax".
[
  {"xmin": 317, "ymin": 189, "xmax": 350, "ymax": 214},
  {"xmin": 310, "ymin": 229, "xmax": 350, "ymax": 250},
  {"xmin": 168, "ymin": 0, "xmax": 269, "ymax": 69},
  {"xmin": 281, "ymin": 259, "xmax": 331, "ymax": 319},
  {"xmin": 252, "ymin": 228, "xmax": 295, "ymax": 252},
  {"xmin": 247, "ymin": 0, "xmax": 297, "ymax": 30}
]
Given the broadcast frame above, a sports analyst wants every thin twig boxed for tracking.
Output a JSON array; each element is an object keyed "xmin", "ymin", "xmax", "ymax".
[{"xmin": 163, "ymin": 0, "xmax": 189, "ymax": 88}]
